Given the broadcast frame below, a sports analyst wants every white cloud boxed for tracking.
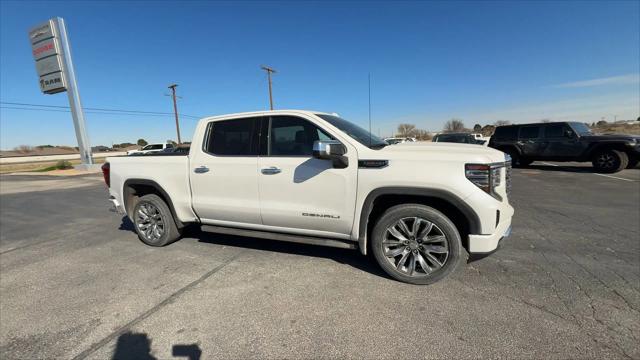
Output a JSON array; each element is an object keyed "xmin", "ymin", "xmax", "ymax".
[{"xmin": 552, "ymin": 73, "xmax": 640, "ymax": 88}]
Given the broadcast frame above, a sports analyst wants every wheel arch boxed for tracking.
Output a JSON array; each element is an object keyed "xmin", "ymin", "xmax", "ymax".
[
  {"xmin": 357, "ymin": 187, "xmax": 481, "ymax": 255},
  {"xmin": 123, "ymin": 179, "xmax": 185, "ymax": 228},
  {"xmin": 585, "ymin": 142, "xmax": 632, "ymax": 159}
]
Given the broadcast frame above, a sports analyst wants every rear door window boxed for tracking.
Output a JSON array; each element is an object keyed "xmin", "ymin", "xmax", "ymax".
[
  {"xmin": 205, "ymin": 117, "xmax": 260, "ymax": 156},
  {"xmin": 519, "ymin": 126, "xmax": 540, "ymax": 139}
]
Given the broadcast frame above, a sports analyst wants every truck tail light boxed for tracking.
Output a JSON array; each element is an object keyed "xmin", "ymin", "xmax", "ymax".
[
  {"xmin": 101, "ymin": 162, "xmax": 110, "ymax": 187},
  {"xmin": 465, "ymin": 163, "xmax": 503, "ymax": 200}
]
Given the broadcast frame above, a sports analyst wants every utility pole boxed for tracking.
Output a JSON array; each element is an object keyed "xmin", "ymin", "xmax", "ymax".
[
  {"xmin": 167, "ymin": 84, "xmax": 182, "ymax": 144},
  {"xmin": 261, "ymin": 65, "xmax": 276, "ymax": 110}
]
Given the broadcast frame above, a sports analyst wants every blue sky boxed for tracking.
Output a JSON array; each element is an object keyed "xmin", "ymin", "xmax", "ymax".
[{"xmin": 1, "ymin": 0, "xmax": 638, "ymax": 149}]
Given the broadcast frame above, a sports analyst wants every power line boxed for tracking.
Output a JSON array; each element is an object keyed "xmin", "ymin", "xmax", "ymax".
[
  {"xmin": 0, "ymin": 101, "xmax": 202, "ymax": 119},
  {"xmin": 0, "ymin": 106, "xmax": 194, "ymax": 118}
]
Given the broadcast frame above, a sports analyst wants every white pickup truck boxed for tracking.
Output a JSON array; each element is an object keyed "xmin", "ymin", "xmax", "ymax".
[{"xmin": 103, "ymin": 110, "xmax": 513, "ymax": 284}]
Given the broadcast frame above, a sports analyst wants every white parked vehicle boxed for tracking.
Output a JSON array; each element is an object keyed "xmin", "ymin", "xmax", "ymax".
[
  {"xmin": 103, "ymin": 110, "xmax": 513, "ymax": 284},
  {"xmin": 127, "ymin": 143, "xmax": 174, "ymax": 155}
]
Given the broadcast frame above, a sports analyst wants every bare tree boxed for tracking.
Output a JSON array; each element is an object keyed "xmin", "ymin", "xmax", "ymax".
[
  {"xmin": 444, "ymin": 118, "xmax": 466, "ymax": 133},
  {"xmin": 397, "ymin": 124, "xmax": 417, "ymax": 137},
  {"xmin": 473, "ymin": 124, "xmax": 482, "ymax": 132},
  {"xmin": 494, "ymin": 120, "xmax": 511, "ymax": 126},
  {"xmin": 414, "ymin": 129, "xmax": 432, "ymax": 141}
]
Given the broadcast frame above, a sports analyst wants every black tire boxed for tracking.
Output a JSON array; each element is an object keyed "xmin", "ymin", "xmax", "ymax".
[
  {"xmin": 371, "ymin": 204, "xmax": 464, "ymax": 285},
  {"xmin": 502, "ymin": 148, "xmax": 525, "ymax": 167},
  {"xmin": 132, "ymin": 194, "xmax": 182, "ymax": 246},
  {"xmin": 626, "ymin": 156, "xmax": 639, "ymax": 169},
  {"xmin": 592, "ymin": 149, "xmax": 628, "ymax": 173}
]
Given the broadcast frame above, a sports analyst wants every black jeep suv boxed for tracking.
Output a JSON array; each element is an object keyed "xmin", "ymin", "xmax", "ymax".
[{"xmin": 489, "ymin": 121, "xmax": 639, "ymax": 173}]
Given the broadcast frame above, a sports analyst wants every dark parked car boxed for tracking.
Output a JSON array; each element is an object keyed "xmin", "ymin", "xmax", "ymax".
[
  {"xmin": 432, "ymin": 133, "xmax": 485, "ymax": 145},
  {"xmin": 488, "ymin": 121, "xmax": 640, "ymax": 173}
]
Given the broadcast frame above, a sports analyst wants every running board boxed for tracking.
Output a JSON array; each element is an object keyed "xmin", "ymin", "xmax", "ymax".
[{"xmin": 200, "ymin": 225, "xmax": 358, "ymax": 250}]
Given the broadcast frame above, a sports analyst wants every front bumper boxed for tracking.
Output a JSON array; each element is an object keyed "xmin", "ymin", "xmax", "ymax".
[{"xmin": 468, "ymin": 210, "xmax": 513, "ymax": 253}]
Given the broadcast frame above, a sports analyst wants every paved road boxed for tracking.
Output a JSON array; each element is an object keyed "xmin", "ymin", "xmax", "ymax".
[
  {"xmin": 1, "ymin": 164, "xmax": 638, "ymax": 359},
  {"xmin": 0, "ymin": 152, "xmax": 126, "ymax": 164}
]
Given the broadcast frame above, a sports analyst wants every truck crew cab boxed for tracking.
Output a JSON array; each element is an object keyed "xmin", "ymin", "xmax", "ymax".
[
  {"xmin": 489, "ymin": 121, "xmax": 640, "ymax": 172},
  {"xmin": 103, "ymin": 110, "xmax": 514, "ymax": 285}
]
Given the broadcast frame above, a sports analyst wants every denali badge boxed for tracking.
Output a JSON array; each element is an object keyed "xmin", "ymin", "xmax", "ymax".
[{"xmin": 302, "ymin": 213, "xmax": 340, "ymax": 219}]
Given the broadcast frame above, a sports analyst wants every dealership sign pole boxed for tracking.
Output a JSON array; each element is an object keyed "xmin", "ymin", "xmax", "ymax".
[{"xmin": 29, "ymin": 17, "xmax": 93, "ymax": 167}]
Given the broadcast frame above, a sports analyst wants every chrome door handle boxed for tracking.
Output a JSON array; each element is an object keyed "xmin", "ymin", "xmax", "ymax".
[
  {"xmin": 261, "ymin": 166, "xmax": 281, "ymax": 175},
  {"xmin": 194, "ymin": 166, "xmax": 209, "ymax": 174}
]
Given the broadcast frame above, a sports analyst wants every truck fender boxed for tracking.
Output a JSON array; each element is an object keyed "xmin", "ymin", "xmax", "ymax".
[
  {"xmin": 357, "ymin": 187, "xmax": 482, "ymax": 255},
  {"xmin": 122, "ymin": 179, "xmax": 186, "ymax": 228}
]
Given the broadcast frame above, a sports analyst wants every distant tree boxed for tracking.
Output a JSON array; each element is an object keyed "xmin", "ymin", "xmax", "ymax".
[
  {"xmin": 596, "ymin": 120, "xmax": 608, "ymax": 126},
  {"xmin": 637, "ymin": 116, "xmax": 639, "ymax": 121},
  {"xmin": 14, "ymin": 145, "xmax": 34, "ymax": 153},
  {"xmin": 591, "ymin": 122, "xmax": 596, "ymax": 127},
  {"xmin": 444, "ymin": 118, "xmax": 466, "ymax": 133},
  {"xmin": 414, "ymin": 129, "xmax": 432, "ymax": 141},
  {"xmin": 494, "ymin": 120, "xmax": 511, "ymax": 126},
  {"xmin": 540, "ymin": 119, "xmax": 551, "ymax": 123},
  {"xmin": 397, "ymin": 124, "xmax": 417, "ymax": 137},
  {"xmin": 473, "ymin": 124, "xmax": 482, "ymax": 132},
  {"xmin": 137, "ymin": 138, "xmax": 148, "ymax": 147}
]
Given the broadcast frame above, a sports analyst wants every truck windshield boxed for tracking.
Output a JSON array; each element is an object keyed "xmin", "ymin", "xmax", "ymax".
[
  {"xmin": 569, "ymin": 122, "xmax": 593, "ymax": 136},
  {"xmin": 316, "ymin": 114, "xmax": 388, "ymax": 149}
]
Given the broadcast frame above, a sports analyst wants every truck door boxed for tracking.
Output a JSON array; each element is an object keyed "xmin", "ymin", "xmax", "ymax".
[
  {"xmin": 541, "ymin": 123, "xmax": 585, "ymax": 159},
  {"xmin": 257, "ymin": 115, "xmax": 357, "ymax": 238},
  {"xmin": 517, "ymin": 125, "xmax": 543, "ymax": 157},
  {"xmin": 189, "ymin": 117, "xmax": 263, "ymax": 225}
]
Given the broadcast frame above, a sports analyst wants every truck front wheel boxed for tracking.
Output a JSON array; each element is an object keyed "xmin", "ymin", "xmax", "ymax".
[
  {"xmin": 371, "ymin": 204, "xmax": 464, "ymax": 285},
  {"xmin": 592, "ymin": 149, "xmax": 628, "ymax": 173},
  {"xmin": 132, "ymin": 194, "xmax": 182, "ymax": 246}
]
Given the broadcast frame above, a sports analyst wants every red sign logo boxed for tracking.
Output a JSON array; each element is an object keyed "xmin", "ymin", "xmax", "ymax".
[{"xmin": 33, "ymin": 42, "xmax": 54, "ymax": 56}]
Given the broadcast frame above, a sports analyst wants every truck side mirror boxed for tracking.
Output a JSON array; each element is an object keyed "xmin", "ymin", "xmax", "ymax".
[{"xmin": 313, "ymin": 140, "xmax": 348, "ymax": 168}]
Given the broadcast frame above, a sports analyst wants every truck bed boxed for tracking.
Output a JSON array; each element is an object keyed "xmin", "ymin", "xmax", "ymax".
[{"xmin": 106, "ymin": 154, "xmax": 198, "ymax": 224}]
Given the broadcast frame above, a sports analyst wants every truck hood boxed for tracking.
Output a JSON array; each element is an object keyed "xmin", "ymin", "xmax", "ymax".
[{"xmin": 376, "ymin": 142, "xmax": 507, "ymax": 163}]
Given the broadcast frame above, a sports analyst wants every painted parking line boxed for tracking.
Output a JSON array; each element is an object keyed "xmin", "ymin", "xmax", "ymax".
[
  {"xmin": 593, "ymin": 173, "xmax": 637, "ymax": 182},
  {"xmin": 541, "ymin": 162, "xmax": 638, "ymax": 182}
]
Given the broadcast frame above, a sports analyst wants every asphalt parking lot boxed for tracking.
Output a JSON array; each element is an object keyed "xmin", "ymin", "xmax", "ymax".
[{"xmin": 1, "ymin": 163, "xmax": 639, "ymax": 359}]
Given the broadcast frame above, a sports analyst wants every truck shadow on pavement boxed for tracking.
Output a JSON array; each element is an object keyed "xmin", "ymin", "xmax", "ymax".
[
  {"xmin": 112, "ymin": 331, "xmax": 201, "ymax": 360},
  {"xmin": 118, "ymin": 217, "xmax": 389, "ymax": 280}
]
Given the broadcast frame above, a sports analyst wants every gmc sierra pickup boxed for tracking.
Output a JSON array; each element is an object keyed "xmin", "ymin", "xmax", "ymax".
[{"xmin": 103, "ymin": 110, "xmax": 514, "ymax": 284}]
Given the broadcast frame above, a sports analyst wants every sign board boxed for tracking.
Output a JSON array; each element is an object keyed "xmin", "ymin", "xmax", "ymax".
[
  {"xmin": 28, "ymin": 17, "xmax": 94, "ymax": 167},
  {"xmin": 29, "ymin": 19, "xmax": 66, "ymax": 94}
]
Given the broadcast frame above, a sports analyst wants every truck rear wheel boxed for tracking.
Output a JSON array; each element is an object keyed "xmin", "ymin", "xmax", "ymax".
[
  {"xmin": 132, "ymin": 194, "xmax": 182, "ymax": 246},
  {"xmin": 371, "ymin": 204, "xmax": 464, "ymax": 285},
  {"xmin": 592, "ymin": 149, "xmax": 628, "ymax": 173}
]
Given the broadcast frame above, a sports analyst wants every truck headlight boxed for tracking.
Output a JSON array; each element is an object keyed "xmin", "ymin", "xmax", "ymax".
[{"xmin": 465, "ymin": 163, "xmax": 503, "ymax": 200}]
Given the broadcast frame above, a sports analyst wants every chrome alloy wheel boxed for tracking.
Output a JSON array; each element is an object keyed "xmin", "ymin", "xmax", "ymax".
[
  {"xmin": 135, "ymin": 202, "xmax": 165, "ymax": 242},
  {"xmin": 596, "ymin": 153, "xmax": 616, "ymax": 169},
  {"xmin": 382, "ymin": 217, "xmax": 449, "ymax": 277}
]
